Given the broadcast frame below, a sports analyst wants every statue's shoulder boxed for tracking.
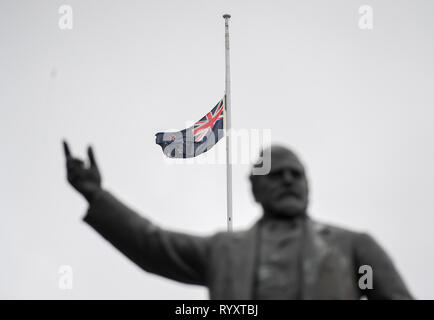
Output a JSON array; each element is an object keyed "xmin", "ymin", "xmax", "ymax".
[
  {"xmin": 310, "ymin": 219, "xmax": 363, "ymax": 240},
  {"xmin": 211, "ymin": 223, "xmax": 256, "ymax": 245},
  {"xmin": 212, "ymin": 229, "xmax": 250, "ymax": 240}
]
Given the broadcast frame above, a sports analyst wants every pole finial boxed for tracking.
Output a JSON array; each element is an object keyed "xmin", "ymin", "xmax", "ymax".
[{"xmin": 223, "ymin": 14, "xmax": 231, "ymax": 19}]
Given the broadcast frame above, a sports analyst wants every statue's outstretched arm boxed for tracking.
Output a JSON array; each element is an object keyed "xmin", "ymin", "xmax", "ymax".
[{"xmin": 62, "ymin": 140, "xmax": 211, "ymax": 285}]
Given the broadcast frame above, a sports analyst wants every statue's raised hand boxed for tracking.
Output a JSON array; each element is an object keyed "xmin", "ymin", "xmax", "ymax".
[{"xmin": 63, "ymin": 140, "xmax": 102, "ymax": 203}]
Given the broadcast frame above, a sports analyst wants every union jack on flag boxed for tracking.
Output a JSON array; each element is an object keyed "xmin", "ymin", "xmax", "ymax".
[
  {"xmin": 155, "ymin": 97, "xmax": 226, "ymax": 158},
  {"xmin": 193, "ymin": 99, "xmax": 224, "ymax": 142}
]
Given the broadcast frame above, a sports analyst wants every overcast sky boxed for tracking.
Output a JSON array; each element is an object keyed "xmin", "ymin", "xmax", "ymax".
[{"xmin": 1, "ymin": 0, "xmax": 433, "ymax": 299}]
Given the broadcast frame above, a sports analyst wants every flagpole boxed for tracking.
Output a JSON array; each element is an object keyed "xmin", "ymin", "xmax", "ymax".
[{"xmin": 223, "ymin": 14, "xmax": 233, "ymax": 232}]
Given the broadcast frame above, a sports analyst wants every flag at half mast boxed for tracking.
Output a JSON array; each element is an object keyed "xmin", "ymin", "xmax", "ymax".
[{"xmin": 155, "ymin": 97, "xmax": 225, "ymax": 158}]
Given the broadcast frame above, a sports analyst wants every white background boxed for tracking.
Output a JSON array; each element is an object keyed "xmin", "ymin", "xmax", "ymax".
[{"xmin": 0, "ymin": 0, "xmax": 433, "ymax": 299}]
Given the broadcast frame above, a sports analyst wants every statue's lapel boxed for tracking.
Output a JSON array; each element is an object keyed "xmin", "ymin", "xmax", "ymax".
[
  {"xmin": 300, "ymin": 219, "xmax": 331, "ymax": 299},
  {"xmin": 230, "ymin": 223, "xmax": 259, "ymax": 299}
]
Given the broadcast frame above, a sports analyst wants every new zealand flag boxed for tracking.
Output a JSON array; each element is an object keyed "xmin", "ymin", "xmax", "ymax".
[{"xmin": 155, "ymin": 97, "xmax": 225, "ymax": 158}]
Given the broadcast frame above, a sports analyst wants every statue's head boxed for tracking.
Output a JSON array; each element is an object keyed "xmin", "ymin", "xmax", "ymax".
[{"xmin": 249, "ymin": 145, "xmax": 309, "ymax": 218}]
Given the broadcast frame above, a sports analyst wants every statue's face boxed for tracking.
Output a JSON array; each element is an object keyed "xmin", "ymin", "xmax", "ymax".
[{"xmin": 250, "ymin": 146, "xmax": 309, "ymax": 218}]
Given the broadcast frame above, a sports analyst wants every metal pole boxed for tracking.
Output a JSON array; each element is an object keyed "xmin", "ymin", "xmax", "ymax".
[{"xmin": 223, "ymin": 14, "xmax": 233, "ymax": 232}]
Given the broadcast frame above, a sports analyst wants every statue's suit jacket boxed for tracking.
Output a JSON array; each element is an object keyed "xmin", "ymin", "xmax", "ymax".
[{"xmin": 84, "ymin": 190, "xmax": 413, "ymax": 300}]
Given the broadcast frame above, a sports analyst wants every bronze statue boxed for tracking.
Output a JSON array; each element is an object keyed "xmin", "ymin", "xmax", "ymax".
[{"xmin": 63, "ymin": 141, "xmax": 412, "ymax": 299}]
